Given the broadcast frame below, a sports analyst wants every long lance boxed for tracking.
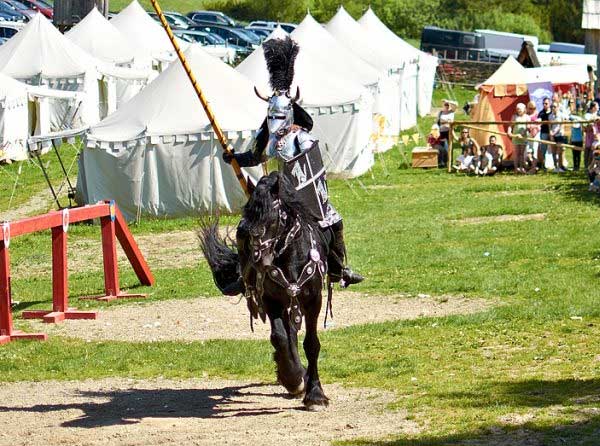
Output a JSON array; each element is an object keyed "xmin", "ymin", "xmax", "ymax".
[{"xmin": 148, "ymin": 0, "xmax": 250, "ymax": 197}]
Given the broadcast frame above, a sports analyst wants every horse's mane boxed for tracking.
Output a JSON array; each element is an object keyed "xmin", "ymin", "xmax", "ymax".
[{"xmin": 243, "ymin": 172, "xmax": 318, "ymax": 229}]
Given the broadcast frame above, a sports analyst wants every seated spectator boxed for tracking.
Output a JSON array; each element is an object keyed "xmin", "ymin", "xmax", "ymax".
[
  {"xmin": 427, "ymin": 124, "xmax": 447, "ymax": 168},
  {"xmin": 476, "ymin": 146, "xmax": 494, "ymax": 176},
  {"xmin": 454, "ymin": 147, "xmax": 475, "ymax": 173},
  {"xmin": 482, "ymin": 135, "xmax": 503, "ymax": 170}
]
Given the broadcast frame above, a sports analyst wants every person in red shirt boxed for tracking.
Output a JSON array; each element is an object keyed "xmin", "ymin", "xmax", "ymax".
[{"xmin": 427, "ymin": 124, "xmax": 447, "ymax": 168}]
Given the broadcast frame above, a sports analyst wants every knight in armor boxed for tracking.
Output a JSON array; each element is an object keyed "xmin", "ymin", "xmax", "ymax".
[{"xmin": 223, "ymin": 36, "xmax": 363, "ymax": 288}]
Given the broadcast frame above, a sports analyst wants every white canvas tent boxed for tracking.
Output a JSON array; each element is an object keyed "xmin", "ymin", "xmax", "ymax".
[
  {"xmin": 0, "ymin": 74, "xmax": 29, "ymax": 161},
  {"xmin": 0, "ymin": 13, "xmax": 152, "ymax": 126},
  {"xmin": 0, "ymin": 13, "xmax": 100, "ymax": 125},
  {"xmin": 110, "ymin": 0, "xmax": 187, "ymax": 70},
  {"xmin": 0, "ymin": 72, "xmax": 85, "ymax": 161},
  {"xmin": 80, "ymin": 45, "xmax": 265, "ymax": 220},
  {"xmin": 291, "ymin": 15, "xmax": 397, "ymax": 154},
  {"xmin": 358, "ymin": 7, "xmax": 437, "ymax": 121},
  {"xmin": 66, "ymin": 6, "xmax": 152, "ymax": 70},
  {"xmin": 237, "ymin": 27, "xmax": 374, "ymax": 178},
  {"xmin": 325, "ymin": 6, "xmax": 406, "ymax": 142}
]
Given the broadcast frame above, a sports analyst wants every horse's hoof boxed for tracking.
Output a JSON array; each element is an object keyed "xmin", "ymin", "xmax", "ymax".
[
  {"xmin": 288, "ymin": 381, "xmax": 305, "ymax": 396},
  {"xmin": 305, "ymin": 402, "xmax": 327, "ymax": 412}
]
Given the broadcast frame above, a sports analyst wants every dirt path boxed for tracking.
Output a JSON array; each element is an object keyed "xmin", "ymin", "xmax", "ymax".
[
  {"xmin": 28, "ymin": 292, "xmax": 494, "ymax": 342},
  {"xmin": 451, "ymin": 213, "xmax": 547, "ymax": 225},
  {"xmin": 0, "ymin": 377, "xmax": 418, "ymax": 446},
  {"xmin": 0, "ymin": 187, "xmax": 55, "ymax": 222}
]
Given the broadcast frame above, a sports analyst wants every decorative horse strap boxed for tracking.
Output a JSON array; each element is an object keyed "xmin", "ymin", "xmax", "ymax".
[{"xmin": 245, "ymin": 204, "xmax": 327, "ymax": 331}]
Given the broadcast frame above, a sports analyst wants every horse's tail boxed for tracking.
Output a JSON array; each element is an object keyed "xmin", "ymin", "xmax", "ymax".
[{"xmin": 198, "ymin": 218, "xmax": 243, "ymax": 296}]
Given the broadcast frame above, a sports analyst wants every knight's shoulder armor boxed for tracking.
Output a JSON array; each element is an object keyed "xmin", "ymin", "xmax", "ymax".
[{"xmin": 265, "ymin": 127, "xmax": 316, "ymax": 162}]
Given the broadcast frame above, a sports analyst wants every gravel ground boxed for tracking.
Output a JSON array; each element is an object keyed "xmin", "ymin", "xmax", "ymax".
[
  {"xmin": 0, "ymin": 377, "xmax": 419, "ymax": 446},
  {"xmin": 28, "ymin": 291, "xmax": 494, "ymax": 342}
]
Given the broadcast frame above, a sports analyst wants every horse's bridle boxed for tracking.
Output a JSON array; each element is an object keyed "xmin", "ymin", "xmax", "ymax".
[{"xmin": 246, "ymin": 200, "xmax": 326, "ymax": 330}]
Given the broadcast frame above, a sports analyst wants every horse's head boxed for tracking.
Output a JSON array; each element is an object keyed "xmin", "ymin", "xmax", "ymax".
[{"xmin": 243, "ymin": 172, "xmax": 289, "ymax": 266}]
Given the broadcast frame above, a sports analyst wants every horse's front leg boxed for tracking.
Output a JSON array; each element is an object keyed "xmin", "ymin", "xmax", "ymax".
[
  {"xmin": 265, "ymin": 298, "xmax": 306, "ymax": 396},
  {"xmin": 302, "ymin": 291, "xmax": 329, "ymax": 410}
]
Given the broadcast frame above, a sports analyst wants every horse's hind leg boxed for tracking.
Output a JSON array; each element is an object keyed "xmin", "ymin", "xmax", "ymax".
[
  {"xmin": 302, "ymin": 297, "xmax": 329, "ymax": 410},
  {"xmin": 266, "ymin": 299, "xmax": 306, "ymax": 395}
]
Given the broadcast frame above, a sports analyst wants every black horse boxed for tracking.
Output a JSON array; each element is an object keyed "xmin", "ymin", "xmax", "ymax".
[{"xmin": 199, "ymin": 172, "xmax": 330, "ymax": 411}]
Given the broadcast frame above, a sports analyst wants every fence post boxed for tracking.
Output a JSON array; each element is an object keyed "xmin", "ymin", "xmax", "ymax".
[{"xmin": 0, "ymin": 239, "xmax": 12, "ymax": 343}]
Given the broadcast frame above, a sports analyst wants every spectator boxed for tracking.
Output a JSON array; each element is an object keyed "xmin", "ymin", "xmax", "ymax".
[
  {"xmin": 458, "ymin": 127, "xmax": 479, "ymax": 159},
  {"xmin": 588, "ymin": 134, "xmax": 600, "ymax": 191},
  {"xmin": 483, "ymin": 135, "xmax": 503, "ymax": 171},
  {"xmin": 584, "ymin": 101, "xmax": 600, "ymax": 169},
  {"xmin": 537, "ymin": 97, "xmax": 552, "ymax": 171},
  {"xmin": 526, "ymin": 101, "xmax": 540, "ymax": 171},
  {"xmin": 453, "ymin": 147, "xmax": 475, "ymax": 173},
  {"xmin": 508, "ymin": 103, "xmax": 530, "ymax": 174},
  {"xmin": 549, "ymin": 102, "xmax": 567, "ymax": 172},
  {"xmin": 475, "ymin": 146, "xmax": 493, "ymax": 176},
  {"xmin": 569, "ymin": 113, "xmax": 584, "ymax": 171},
  {"xmin": 427, "ymin": 124, "xmax": 447, "ymax": 168},
  {"xmin": 437, "ymin": 99, "xmax": 456, "ymax": 153}
]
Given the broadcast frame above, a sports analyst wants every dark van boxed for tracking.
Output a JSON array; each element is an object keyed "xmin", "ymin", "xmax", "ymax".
[{"xmin": 421, "ymin": 26, "xmax": 502, "ymax": 62}]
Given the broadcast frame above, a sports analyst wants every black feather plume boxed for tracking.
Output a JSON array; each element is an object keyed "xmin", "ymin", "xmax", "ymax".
[{"xmin": 262, "ymin": 36, "xmax": 300, "ymax": 92}]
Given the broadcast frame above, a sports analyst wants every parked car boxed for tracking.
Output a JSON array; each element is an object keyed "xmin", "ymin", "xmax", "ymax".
[
  {"xmin": 0, "ymin": 5, "xmax": 25, "ymax": 22},
  {"xmin": 247, "ymin": 20, "xmax": 296, "ymax": 33},
  {"xmin": 16, "ymin": 0, "xmax": 52, "ymax": 19},
  {"xmin": 149, "ymin": 11, "xmax": 195, "ymax": 29},
  {"xmin": 245, "ymin": 26, "xmax": 270, "ymax": 39},
  {"xmin": 173, "ymin": 29, "xmax": 240, "ymax": 63},
  {"xmin": 235, "ymin": 27, "xmax": 262, "ymax": 45},
  {"xmin": 187, "ymin": 10, "xmax": 235, "ymax": 27},
  {"xmin": 1, "ymin": 0, "xmax": 35, "ymax": 20},
  {"xmin": 0, "ymin": 1, "xmax": 29, "ymax": 23},
  {"xmin": 0, "ymin": 22, "xmax": 21, "ymax": 38},
  {"xmin": 189, "ymin": 24, "xmax": 258, "ymax": 51}
]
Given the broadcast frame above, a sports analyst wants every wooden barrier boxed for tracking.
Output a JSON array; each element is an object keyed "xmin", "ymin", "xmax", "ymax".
[{"xmin": 0, "ymin": 201, "xmax": 154, "ymax": 344}]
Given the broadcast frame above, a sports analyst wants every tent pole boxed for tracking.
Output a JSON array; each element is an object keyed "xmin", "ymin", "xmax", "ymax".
[{"xmin": 148, "ymin": 0, "xmax": 250, "ymax": 197}]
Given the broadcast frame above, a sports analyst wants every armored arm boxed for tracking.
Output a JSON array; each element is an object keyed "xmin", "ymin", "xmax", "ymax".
[{"xmin": 223, "ymin": 120, "xmax": 269, "ymax": 167}]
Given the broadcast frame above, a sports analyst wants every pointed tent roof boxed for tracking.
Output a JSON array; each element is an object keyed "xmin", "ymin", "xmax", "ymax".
[
  {"xmin": 325, "ymin": 6, "xmax": 400, "ymax": 71},
  {"xmin": 236, "ymin": 27, "xmax": 364, "ymax": 107},
  {"xmin": 358, "ymin": 7, "xmax": 421, "ymax": 62},
  {"xmin": 110, "ymin": 0, "xmax": 186, "ymax": 60},
  {"xmin": 290, "ymin": 14, "xmax": 379, "ymax": 87},
  {"xmin": 480, "ymin": 56, "xmax": 527, "ymax": 86},
  {"xmin": 88, "ymin": 45, "xmax": 264, "ymax": 141},
  {"xmin": 0, "ymin": 13, "xmax": 95, "ymax": 78},
  {"xmin": 66, "ymin": 7, "xmax": 138, "ymax": 65}
]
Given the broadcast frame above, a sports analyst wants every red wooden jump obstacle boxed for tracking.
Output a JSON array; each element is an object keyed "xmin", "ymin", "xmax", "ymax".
[{"xmin": 0, "ymin": 201, "xmax": 154, "ymax": 345}]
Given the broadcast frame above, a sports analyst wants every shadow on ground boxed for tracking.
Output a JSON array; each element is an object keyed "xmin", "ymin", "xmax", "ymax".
[{"xmin": 0, "ymin": 383, "xmax": 298, "ymax": 428}]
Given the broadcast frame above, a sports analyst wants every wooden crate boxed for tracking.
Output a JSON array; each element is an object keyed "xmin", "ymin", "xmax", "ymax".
[{"xmin": 411, "ymin": 147, "xmax": 438, "ymax": 168}]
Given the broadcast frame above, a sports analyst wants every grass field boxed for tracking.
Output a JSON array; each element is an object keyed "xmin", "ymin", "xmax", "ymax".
[{"xmin": 2, "ymin": 86, "xmax": 600, "ymax": 444}]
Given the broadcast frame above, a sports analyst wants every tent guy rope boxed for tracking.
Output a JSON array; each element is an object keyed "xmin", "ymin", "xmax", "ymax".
[{"xmin": 149, "ymin": 0, "xmax": 250, "ymax": 197}]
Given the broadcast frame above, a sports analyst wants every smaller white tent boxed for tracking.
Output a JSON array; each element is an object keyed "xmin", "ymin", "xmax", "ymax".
[
  {"xmin": 358, "ymin": 7, "xmax": 438, "ymax": 118},
  {"xmin": 0, "ymin": 73, "xmax": 85, "ymax": 161},
  {"xmin": 80, "ymin": 45, "xmax": 265, "ymax": 220},
  {"xmin": 0, "ymin": 13, "xmax": 99, "ymax": 126},
  {"xmin": 110, "ymin": 0, "xmax": 187, "ymax": 70},
  {"xmin": 326, "ymin": 7, "xmax": 404, "ymax": 141},
  {"xmin": 237, "ymin": 28, "xmax": 374, "ymax": 178},
  {"xmin": 525, "ymin": 64, "xmax": 590, "ymax": 85},
  {"xmin": 66, "ymin": 7, "xmax": 138, "ymax": 66}
]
